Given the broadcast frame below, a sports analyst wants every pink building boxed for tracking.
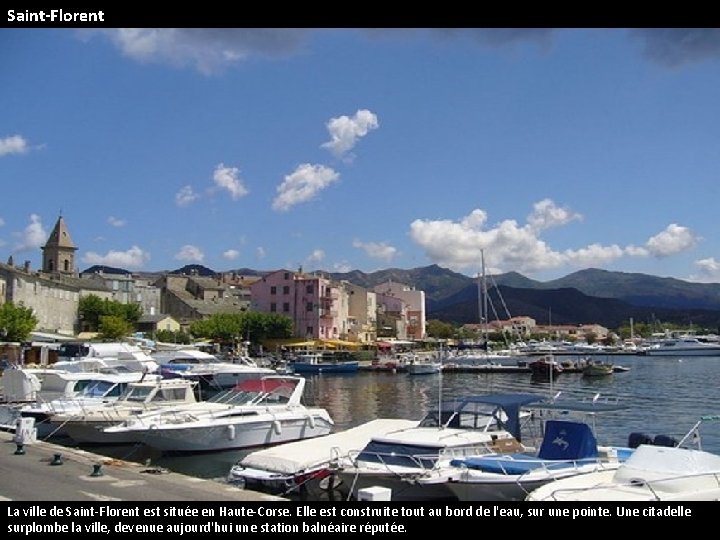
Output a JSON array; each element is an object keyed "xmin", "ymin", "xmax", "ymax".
[{"xmin": 250, "ymin": 269, "xmax": 347, "ymax": 340}]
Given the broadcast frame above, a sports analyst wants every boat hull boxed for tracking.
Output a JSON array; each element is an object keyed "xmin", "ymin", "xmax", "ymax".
[
  {"xmin": 291, "ymin": 362, "xmax": 359, "ymax": 374},
  {"xmin": 133, "ymin": 415, "xmax": 333, "ymax": 452}
]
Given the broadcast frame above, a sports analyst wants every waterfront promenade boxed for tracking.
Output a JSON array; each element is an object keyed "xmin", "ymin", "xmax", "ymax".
[{"xmin": 0, "ymin": 431, "xmax": 284, "ymax": 501}]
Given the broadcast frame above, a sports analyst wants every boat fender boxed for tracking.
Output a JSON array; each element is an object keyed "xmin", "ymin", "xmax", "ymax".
[
  {"xmin": 227, "ymin": 424, "xmax": 236, "ymax": 440},
  {"xmin": 307, "ymin": 415, "xmax": 316, "ymax": 429},
  {"xmin": 272, "ymin": 420, "xmax": 282, "ymax": 435}
]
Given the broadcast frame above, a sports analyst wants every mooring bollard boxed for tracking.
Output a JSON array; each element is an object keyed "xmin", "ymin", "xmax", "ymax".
[
  {"xmin": 50, "ymin": 453, "xmax": 63, "ymax": 466},
  {"xmin": 14, "ymin": 443, "xmax": 25, "ymax": 455},
  {"xmin": 90, "ymin": 463, "xmax": 104, "ymax": 477}
]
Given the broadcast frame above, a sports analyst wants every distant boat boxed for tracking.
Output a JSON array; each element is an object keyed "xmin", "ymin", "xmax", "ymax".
[
  {"xmin": 289, "ymin": 352, "xmax": 359, "ymax": 374},
  {"xmin": 528, "ymin": 356, "xmax": 563, "ymax": 377},
  {"xmin": 643, "ymin": 336, "xmax": 720, "ymax": 357},
  {"xmin": 582, "ymin": 360, "xmax": 614, "ymax": 377},
  {"xmin": 405, "ymin": 355, "xmax": 442, "ymax": 375}
]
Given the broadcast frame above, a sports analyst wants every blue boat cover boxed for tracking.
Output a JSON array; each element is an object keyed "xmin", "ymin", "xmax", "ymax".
[{"xmin": 451, "ymin": 420, "xmax": 600, "ymax": 475}]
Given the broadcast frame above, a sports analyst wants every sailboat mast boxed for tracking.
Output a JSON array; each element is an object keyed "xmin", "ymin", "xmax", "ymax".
[{"xmin": 480, "ymin": 250, "xmax": 488, "ymax": 349}]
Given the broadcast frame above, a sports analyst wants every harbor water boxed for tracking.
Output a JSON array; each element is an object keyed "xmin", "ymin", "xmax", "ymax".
[{"xmin": 41, "ymin": 354, "xmax": 720, "ymax": 496}]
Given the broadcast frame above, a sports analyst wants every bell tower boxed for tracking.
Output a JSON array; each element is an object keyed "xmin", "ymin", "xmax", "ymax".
[{"xmin": 42, "ymin": 215, "xmax": 77, "ymax": 275}]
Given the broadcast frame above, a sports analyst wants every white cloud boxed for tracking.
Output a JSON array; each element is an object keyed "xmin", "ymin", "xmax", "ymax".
[
  {"xmin": 0, "ymin": 135, "xmax": 29, "ymax": 156},
  {"xmin": 562, "ymin": 244, "xmax": 625, "ymax": 267},
  {"xmin": 408, "ymin": 201, "xmax": 631, "ymax": 275},
  {"xmin": 107, "ymin": 216, "xmax": 126, "ymax": 227},
  {"xmin": 13, "ymin": 214, "xmax": 47, "ymax": 252},
  {"xmin": 321, "ymin": 109, "xmax": 379, "ymax": 160},
  {"xmin": 272, "ymin": 164, "xmax": 339, "ymax": 212},
  {"xmin": 352, "ymin": 240, "xmax": 399, "ymax": 262},
  {"xmin": 174, "ymin": 244, "xmax": 204, "ymax": 262},
  {"xmin": 213, "ymin": 164, "xmax": 248, "ymax": 200},
  {"xmin": 223, "ymin": 249, "xmax": 240, "ymax": 260},
  {"xmin": 175, "ymin": 185, "xmax": 200, "ymax": 207},
  {"xmin": 306, "ymin": 249, "xmax": 325, "ymax": 264},
  {"xmin": 645, "ymin": 224, "xmax": 699, "ymax": 257},
  {"xmin": 97, "ymin": 29, "xmax": 310, "ymax": 74},
  {"xmin": 527, "ymin": 199, "xmax": 582, "ymax": 231},
  {"xmin": 82, "ymin": 246, "xmax": 149, "ymax": 269},
  {"xmin": 0, "ymin": 217, "xmax": 4, "ymax": 226},
  {"xmin": 333, "ymin": 261, "xmax": 352, "ymax": 272},
  {"xmin": 256, "ymin": 247, "xmax": 266, "ymax": 259},
  {"xmin": 690, "ymin": 257, "xmax": 720, "ymax": 282}
]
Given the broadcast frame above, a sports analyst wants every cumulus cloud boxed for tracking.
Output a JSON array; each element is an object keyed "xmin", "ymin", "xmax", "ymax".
[
  {"xmin": 645, "ymin": 224, "xmax": 699, "ymax": 257},
  {"xmin": 690, "ymin": 257, "xmax": 720, "ymax": 283},
  {"xmin": 306, "ymin": 249, "xmax": 325, "ymax": 264},
  {"xmin": 333, "ymin": 261, "xmax": 352, "ymax": 272},
  {"xmin": 0, "ymin": 135, "xmax": 29, "ymax": 156},
  {"xmin": 213, "ymin": 164, "xmax": 248, "ymax": 200},
  {"xmin": 321, "ymin": 109, "xmax": 379, "ymax": 160},
  {"xmin": 272, "ymin": 164, "xmax": 339, "ymax": 212},
  {"xmin": 527, "ymin": 199, "xmax": 582, "ymax": 231},
  {"xmin": 13, "ymin": 214, "xmax": 47, "ymax": 252},
  {"xmin": 408, "ymin": 200, "xmax": 688, "ymax": 275},
  {"xmin": 352, "ymin": 240, "xmax": 398, "ymax": 262},
  {"xmin": 175, "ymin": 185, "xmax": 200, "ymax": 207},
  {"xmin": 563, "ymin": 244, "xmax": 625, "ymax": 267},
  {"xmin": 82, "ymin": 246, "xmax": 149, "ymax": 269},
  {"xmin": 223, "ymin": 249, "xmax": 240, "ymax": 260},
  {"xmin": 631, "ymin": 29, "xmax": 720, "ymax": 67},
  {"xmin": 256, "ymin": 247, "xmax": 266, "ymax": 259},
  {"xmin": 107, "ymin": 216, "xmax": 126, "ymax": 227},
  {"xmin": 95, "ymin": 29, "xmax": 311, "ymax": 74},
  {"xmin": 174, "ymin": 244, "xmax": 204, "ymax": 263}
]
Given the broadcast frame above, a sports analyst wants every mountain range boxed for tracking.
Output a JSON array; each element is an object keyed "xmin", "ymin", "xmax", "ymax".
[{"xmin": 83, "ymin": 264, "xmax": 720, "ymax": 331}]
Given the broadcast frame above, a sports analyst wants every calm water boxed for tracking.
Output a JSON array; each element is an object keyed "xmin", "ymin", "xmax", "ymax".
[{"xmin": 74, "ymin": 354, "xmax": 720, "ymax": 488}]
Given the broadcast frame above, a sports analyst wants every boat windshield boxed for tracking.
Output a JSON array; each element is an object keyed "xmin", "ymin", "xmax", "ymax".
[
  {"xmin": 357, "ymin": 441, "xmax": 439, "ymax": 469},
  {"xmin": 119, "ymin": 385, "xmax": 154, "ymax": 402},
  {"xmin": 81, "ymin": 380, "xmax": 127, "ymax": 398},
  {"xmin": 207, "ymin": 378, "xmax": 298, "ymax": 406}
]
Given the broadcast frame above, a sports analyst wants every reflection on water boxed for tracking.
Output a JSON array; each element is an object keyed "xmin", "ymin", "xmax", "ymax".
[{"xmin": 75, "ymin": 355, "xmax": 720, "ymax": 486}]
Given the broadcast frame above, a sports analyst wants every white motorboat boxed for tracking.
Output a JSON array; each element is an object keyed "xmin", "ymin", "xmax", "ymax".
[
  {"xmin": 421, "ymin": 397, "xmax": 634, "ymax": 501},
  {"xmin": 19, "ymin": 371, "xmax": 159, "ymax": 438},
  {"xmin": 52, "ymin": 378, "xmax": 199, "ymax": 444},
  {"xmin": 405, "ymin": 355, "xmax": 442, "ymax": 375},
  {"xmin": 227, "ymin": 418, "xmax": 417, "ymax": 495},
  {"xmin": 643, "ymin": 336, "xmax": 720, "ymax": 357},
  {"xmin": 527, "ymin": 415, "xmax": 720, "ymax": 501},
  {"xmin": 53, "ymin": 341, "xmax": 159, "ymax": 374},
  {"xmin": 153, "ymin": 348, "xmax": 275, "ymax": 390},
  {"xmin": 103, "ymin": 375, "xmax": 334, "ymax": 452},
  {"xmin": 332, "ymin": 393, "xmax": 543, "ymax": 500}
]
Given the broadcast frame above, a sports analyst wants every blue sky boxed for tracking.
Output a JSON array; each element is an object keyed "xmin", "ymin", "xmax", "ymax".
[{"xmin": 2, "ymin": 28, "xmax": 720, "ymax": 282}]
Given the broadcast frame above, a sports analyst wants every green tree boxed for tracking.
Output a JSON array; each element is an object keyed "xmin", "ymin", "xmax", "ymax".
[
  {"xmin": 189, "ymin": 312, "xmax": 293, "ymax": 347},
  {"xmin": 155, "ymin": 329, "xmax": 191, "ymax": 344},
  {"xmin": 79, "ymin": 294, "xmax": 143, "ymax": 331},
  {"xmin": 0, "ymin": 302, "xmax": 38, "ymax": 342},
  {"xmin": 78, "ymin": 294, "xmax": 105, "ymax": 330},
  {"xmin": 426, "ymin": 319, "xmax": 456, "ymax": 339},
  {"xmin": 98, "ymin": 315, "xmax": 134, "ymax": 340}
]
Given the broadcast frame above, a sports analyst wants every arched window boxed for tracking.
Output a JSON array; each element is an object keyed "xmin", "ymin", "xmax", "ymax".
[{"xmin": 64, "ymin": 259, "xmax": 69, "ymax": 272}]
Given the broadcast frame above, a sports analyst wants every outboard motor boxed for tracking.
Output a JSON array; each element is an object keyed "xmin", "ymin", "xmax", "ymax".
[
  {"xmin": 628, "ymin": 432, "xmax": 654, "ymax": 448},
  {"xmin": 652, "ymin": 434, "xmax": 678, "ymax": 447}
]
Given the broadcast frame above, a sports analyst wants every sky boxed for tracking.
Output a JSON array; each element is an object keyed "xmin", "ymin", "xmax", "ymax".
[{"xmin": 2, "ymin": 28, "xmax": 720, "ymax": 282}]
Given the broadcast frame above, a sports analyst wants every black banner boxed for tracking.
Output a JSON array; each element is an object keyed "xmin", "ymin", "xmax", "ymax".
[{"xmin": 2, "ymin": 501, "xmax": 711, "ymax": 535}]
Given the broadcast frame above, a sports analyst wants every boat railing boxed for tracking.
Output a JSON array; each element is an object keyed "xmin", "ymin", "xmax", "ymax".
[{"xmin": 539, "ymin": 470, "xmax": 720, "ymax": 501}]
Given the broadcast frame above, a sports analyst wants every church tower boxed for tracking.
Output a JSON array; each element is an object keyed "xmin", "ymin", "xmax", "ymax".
[{"xmin": 42, "ymin": 215, "xmax": 78, "ymax": 275}]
